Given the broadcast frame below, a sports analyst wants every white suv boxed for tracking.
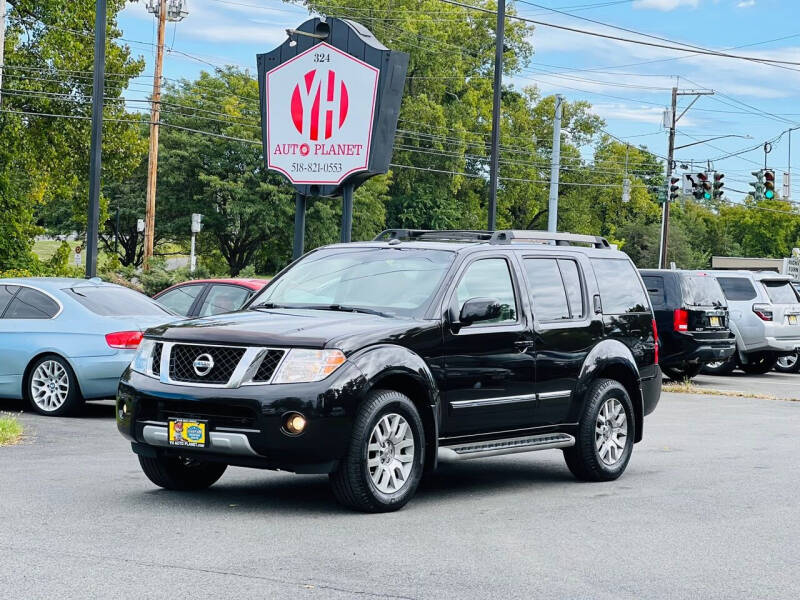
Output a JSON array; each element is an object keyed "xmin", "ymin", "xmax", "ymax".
[{"xmin": 703, "ymin": 271, "xmax": 800, "ymax": 374}]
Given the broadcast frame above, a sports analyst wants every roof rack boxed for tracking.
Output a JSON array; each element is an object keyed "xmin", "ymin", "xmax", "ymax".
[
  {"xmin": 373, "ymin": 229, "xmax": 494, "ymax": 243},
  {"xmin": 489, "ymin": 230, "xmax": 610, "ymax": 249}
]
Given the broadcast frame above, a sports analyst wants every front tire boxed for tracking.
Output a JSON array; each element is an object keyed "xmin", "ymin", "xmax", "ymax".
[
  {"xmin": 662, "ymin": 362, "xmax": 703, "ymax": 381},
  {"xmin": 330, "ymin": 389, "xmax": 425, "ymax": 512},
  {"xmin": 25, "ymin": 355, "xmax": 83, "ymax": 416},
  {"xmin": 138, "ymin": 455, "xmax": 227, "ymax": 490},
  {"xmin": 563, "ymin": 379, "xmax": 634, "ymax": 482},
  {"xmin": 740, "ymin": 352, "xmax": 778, "ymax": 375}
]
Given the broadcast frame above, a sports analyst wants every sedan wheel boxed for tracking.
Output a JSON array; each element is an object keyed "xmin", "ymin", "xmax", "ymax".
[{"xmin": 26, "ymin": 356, "xmax": 83, "ymax": 416}]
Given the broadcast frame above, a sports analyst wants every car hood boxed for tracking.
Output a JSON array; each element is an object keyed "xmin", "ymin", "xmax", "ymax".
[{"xmin": 145, "ymin": 308, "xmax": 431, "ymax": 352}]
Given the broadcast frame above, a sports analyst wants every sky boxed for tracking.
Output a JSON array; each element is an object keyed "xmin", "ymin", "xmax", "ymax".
[{"xmin": 117, "ymin": 0, "xmax": 800, "ymax": 201}]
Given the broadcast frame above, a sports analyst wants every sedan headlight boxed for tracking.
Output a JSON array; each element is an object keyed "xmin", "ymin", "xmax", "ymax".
[
  {"xmin": 130, "ymin": 339, "xmax": 157, "ymax": 377},
  {"xmin": 271, "ymin": 349, "xmax": 346, "ymax": 384}
]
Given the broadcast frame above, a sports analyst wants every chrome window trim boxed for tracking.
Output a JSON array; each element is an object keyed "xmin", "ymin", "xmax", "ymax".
[{"xmin": 0, "ymin": 283, "xmax": 64, "ymax": 319}]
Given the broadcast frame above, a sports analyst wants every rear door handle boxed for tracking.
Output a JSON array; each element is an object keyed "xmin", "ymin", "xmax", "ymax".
[{"xmin": 514, "ymin": 341, "xmax": 535, "ymax": 351}]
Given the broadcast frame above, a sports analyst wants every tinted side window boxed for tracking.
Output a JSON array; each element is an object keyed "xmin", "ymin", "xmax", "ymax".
[
  {"xmin": 717, "ymin": 277, "xmax": 757, "ymax": 301},
  {"xmin": 523, "ymin": 258, "xmax": 569, "ymax": 321},
  {"xmin": 591, "ymin": 259, "xmax": 649, "ymax": 314},
  {"xmin": 455, "ymin": 258, "xmax": 517, "ymax": 325},
  {"xmin": 642, "ymin": 276, "xmax": 666, "ymax": 307},
  {"xmin": 157, "ymin": 284, "xmax": 204, "ymax": 316},
  {"xmin": 65, "ymin": 287, "xmax": 172, "ymax": 316},
  {"xmin": 4, "ymin": 287, "xmax": 60, "ymax": 319},
  {"xmin": 0, "ymin": 285, "xmax": 17, "ymax": 317},
  {"xmin": 198, "ymin": 285, "xmax": 252, "ymax": 316}
]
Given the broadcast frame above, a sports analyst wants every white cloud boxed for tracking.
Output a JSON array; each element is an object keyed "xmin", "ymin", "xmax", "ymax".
[
  {"xmin": 633, "ymin": 0, "xmax": 700, "ymax": 10},
  {"xmin": 737, "ymin": 0, "xmax": 756, "ymax": 7}
]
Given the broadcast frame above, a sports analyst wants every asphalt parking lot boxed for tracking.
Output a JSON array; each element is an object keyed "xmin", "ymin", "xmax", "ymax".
[
  {"xmin": 689, "ymin": 371, "xmax": 800, "ymax": 400},
  {"xmin": 1, "ymin": 384, "xmax": 798, "ymax": 600}
]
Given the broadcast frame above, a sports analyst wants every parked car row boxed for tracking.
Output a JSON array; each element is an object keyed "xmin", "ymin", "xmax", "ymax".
[{"xmin": 640, "ymin": 268, "xmax": 800, "ymax": 380}]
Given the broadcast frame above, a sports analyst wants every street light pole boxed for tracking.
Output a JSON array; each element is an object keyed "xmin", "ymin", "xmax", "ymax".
[
  {"xmin": 487, "ymin": 0, "xmax": 505, "ymax": 231},
  {"xmin": 86, "ymin": 0, "xmax": 107, "ymax": 278},
  {"xmin": 0, "ymin": 0, "xmax": 6, "ymax": 107}
]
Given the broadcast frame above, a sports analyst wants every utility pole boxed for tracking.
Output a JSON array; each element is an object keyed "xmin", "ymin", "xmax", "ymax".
[
  {"xmin": 142, "ymin": 0, "xmax": 187, "ymax": 269},
  {"xmin": 487, "ymin": 0, "xmax": 505, "ymax": 231},
  {"xmin": 86, "ymin": 0, "xmax": 107, "ymax": 278},
  {"xmin": 0, "ymin": 0, "xmax": 6, "ymax": 107},
  {"xmin": 548, "ymin": 94, "xmax": 564, "ymax": 232},
  {"xmin": 658, "ymin": 86, "xmax": 713, "ymax": 269}
]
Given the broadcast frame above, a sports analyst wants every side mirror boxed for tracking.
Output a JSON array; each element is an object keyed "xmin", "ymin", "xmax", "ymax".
[{"xmin": 459, "ymin": 297, "xmax": 502, "ymax": 327}]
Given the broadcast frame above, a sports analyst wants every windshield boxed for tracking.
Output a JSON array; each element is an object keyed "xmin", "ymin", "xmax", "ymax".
[
  {"xmin": 65, "ymin": 286, "xmax": 174, "ymax": 316},
  {"xmin": 680, "ymin": 275, "xmax": 726, "ymax": 307},
  {"xmin": 762, "ymin": 280, "xmax": 799, "ymax": 304},
  {"xmin": 250, "ymin": 247, "xmax": 455, "ymax": 317}
]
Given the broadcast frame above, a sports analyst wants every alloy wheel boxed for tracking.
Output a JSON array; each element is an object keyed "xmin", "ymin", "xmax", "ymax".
[
  {"xmin": 367, "ymin": 413, "xmax": 415, "ymax": 494},
  {"xmin": 777, "ymin": 354, "xmax": 798, "ymax": 370},
  {"xmin": 595, "ymin": 397, "xmax": 628, "ymax": 466},
  {"xmin": 31, "ymin": 360, "xmax": 70, "ymax": 412}
]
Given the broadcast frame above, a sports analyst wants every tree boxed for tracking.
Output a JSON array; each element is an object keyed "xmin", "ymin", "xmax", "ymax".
[{"xmin": 0, "ymin": 0, "xmax": 146, "ymax": 268}]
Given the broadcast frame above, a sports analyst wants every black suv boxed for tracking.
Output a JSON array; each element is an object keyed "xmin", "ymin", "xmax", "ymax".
[
  {"xmin": 117, "ymin": 230, "xmax": 662, "ymax": 512},
  {"xmin": 640, "ymin": 269, "xmax": 735, "ymax": 381}
]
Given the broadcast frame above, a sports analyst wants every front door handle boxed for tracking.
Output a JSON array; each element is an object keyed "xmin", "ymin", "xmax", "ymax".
[{"xmin": 514, "ymin": 341, "xmax": 535, "ymax": 352}]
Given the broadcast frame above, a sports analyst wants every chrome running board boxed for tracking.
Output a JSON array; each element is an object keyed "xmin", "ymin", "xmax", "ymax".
[{"xmin": 438, "ymin": 433, "xmax": 575, "ymax": 461}]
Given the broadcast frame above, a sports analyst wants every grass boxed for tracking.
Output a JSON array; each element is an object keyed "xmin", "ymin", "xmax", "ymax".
[
  {"xmin": 662, "ymin": 380, "xmax": 789, "ymax": 401},
  {"xmin": 0, "ymin": 414, "xmax": 23, "ymax": 446}
]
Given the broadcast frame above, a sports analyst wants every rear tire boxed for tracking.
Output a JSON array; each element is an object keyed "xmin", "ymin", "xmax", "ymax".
[
  {"xmin": 774, "ymin": 352, "xmax": 800, "ymax": 373},
  {"xmin": 330, "ymin": 389, "xmax": 425, "ymax": 513},
  {"xmin": 701, "ymin": 357, "xmax": 737, "ymax": 376},
  {"xmin": 138, "ymin": 455, "xmax": 227, "ymax": 490},
  {"xmin": 25, "ymin": 355, "xmax": 84, "ymax": 416},
  {"xmin": 662, "ymin": 362, "xmax": 703, "ymax": 381},
  {"xmin": 740, "ymin": 353, "xmax": 778, "ymax": 375},
  {"xmin": 563, "ymin": 378, "xmax": 634, "ymax": 482}
]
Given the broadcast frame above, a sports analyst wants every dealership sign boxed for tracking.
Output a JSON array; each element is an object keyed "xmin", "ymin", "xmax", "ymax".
[
  {"xmin": 258, "ymin": 19, "xmax": 409, "ymax": 198},
  {"xmin": 265, "ymin": 43, "xmax": 379, "ymax": 186}
]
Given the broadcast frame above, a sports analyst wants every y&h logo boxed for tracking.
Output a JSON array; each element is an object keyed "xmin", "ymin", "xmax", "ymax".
[{"xmin": 291, "ymin": 69, "xmax": 350, "ymax": 141}]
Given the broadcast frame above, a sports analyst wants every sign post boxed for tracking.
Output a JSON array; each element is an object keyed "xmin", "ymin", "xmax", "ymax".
[
  {"xmin": 190, "ymin": 213, "xmax": 203, "ymax": 273},
  {"xmin": 258, "ymin": 19, "xmax": 408, "ymax": 258}
]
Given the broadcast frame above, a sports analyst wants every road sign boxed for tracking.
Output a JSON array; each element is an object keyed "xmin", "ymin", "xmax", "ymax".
[{"xmin": 74, "ymin": 246, "xmax": 82, "ymax": 267}]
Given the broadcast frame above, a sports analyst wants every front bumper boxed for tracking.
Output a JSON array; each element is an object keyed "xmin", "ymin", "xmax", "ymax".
[{"xmin": 117, "ymin": 362, "xmax": 368, "ymax": 473}]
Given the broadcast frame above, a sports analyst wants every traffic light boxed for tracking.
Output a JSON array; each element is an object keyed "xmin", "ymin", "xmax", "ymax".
[
  {"xmin": 750, "ymin": 170, "xmax": 765, "ymax": 200},
  {"xmin": 692, "ymin": 172, "xmax": 711, "ymax": 200},
  {"xmin": 669, "ymin": 177, "xmax": 681, "ymax": 202},
  {"xmin": 764, "ymin": 169, "xmax": 776, "ymax": 199},
  {"xmin": 713, "ymin": 173, "xmax": 724, "ymax": 200}
]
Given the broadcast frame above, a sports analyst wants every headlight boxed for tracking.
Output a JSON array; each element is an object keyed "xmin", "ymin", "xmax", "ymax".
[
  {"xmin": 130, "ymin": 339, "xmax": 157, "ymax": 377},
  {"xmin": 271, "ymin": 349, "xmax": 346, "ymax": 384}
]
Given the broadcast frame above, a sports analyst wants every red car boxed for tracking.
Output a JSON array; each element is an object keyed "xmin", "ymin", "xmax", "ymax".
[{"xmin": 153, "ymin": 278, "xmax": 269, "ymax": 318}]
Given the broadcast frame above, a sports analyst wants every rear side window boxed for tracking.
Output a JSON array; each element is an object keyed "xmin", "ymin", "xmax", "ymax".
[
  {"xmin": 681, "ymin": 275, "xmax": 726, "ymax": 307},
  {"xmin": 642, "ymin": 276, "xmax": 666, "ymax": 307},
  {"xmin": 762, "ymin": 281, "xmax": 799, "ymax": 304},
  {"xmin": 523, "ymin": 258, "xmax": 585, "ymax": 321},
  {"xmin": 156, "ymin": 284, "xmax": 204, "ymax": 316},
  {"xmin": 0, "ymin": 285, "xmax": 17, "ymax": 316},
  {"xmin": 65, "ymin": 286, "xmax": 172, "ymax": 316},
  {"xmin": 591, "ymin": 259, "xmax": 649, "ymax": 314},
  {"xmin": 198, "ymin": 285, "xmax": 252, "ymax": 317},
  {"xmin": 717, "ymin": 277, "xmax": 757, "ymax": 301},
  {"xmin": 4, "ymin": 287, "xmax": 60, "ymax": 319}
]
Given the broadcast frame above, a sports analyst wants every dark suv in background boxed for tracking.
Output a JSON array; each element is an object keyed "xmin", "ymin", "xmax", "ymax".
[
  {"xmin": 118, "ymin": 230, "xmax": 661, "ymax": 512},
  {"xmin": 640, "ymin": 270, "xmax": 735, "ymax": 381}
]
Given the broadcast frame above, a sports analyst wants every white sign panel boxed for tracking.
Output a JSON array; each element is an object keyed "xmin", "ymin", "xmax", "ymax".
[{"xmin": 265, "ymin": 42, "xmax": 380, "ymax": 186}]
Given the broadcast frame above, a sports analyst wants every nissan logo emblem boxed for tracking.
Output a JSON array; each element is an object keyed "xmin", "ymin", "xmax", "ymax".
[{"xmin": 193, "ymin": 353, "xmax": 215, "ymax": 377}]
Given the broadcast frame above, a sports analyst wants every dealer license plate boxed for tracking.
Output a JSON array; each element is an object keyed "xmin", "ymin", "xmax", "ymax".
[
  {"xmin": 709, "ymin": 316, "xmax": 721, "ymax": 327},
  {"xmin": 789, "ymin": 315, "xmax": 798, "ymax": 325},
  {"xmin": 168, "ymin": 419, "xmax": 208, "ymax": 448}
]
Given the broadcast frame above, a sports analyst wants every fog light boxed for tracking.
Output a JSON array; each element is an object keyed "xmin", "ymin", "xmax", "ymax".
[{"xmin": 283, "ymin": 412, "xmax": 307, "ymax": 435}]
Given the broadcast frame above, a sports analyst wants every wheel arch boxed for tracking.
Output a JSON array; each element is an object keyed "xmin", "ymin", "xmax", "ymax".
[
  {"xmin": 349, "ymin": 344, "xmax": 441, "ymax": 471},
  {"xmin": 577, "ymin": 340, "xmax": 643, "ymax": 443},
  {"xmin": 21, "ymin": 351, "xmax": 84, "ymax": 400}
]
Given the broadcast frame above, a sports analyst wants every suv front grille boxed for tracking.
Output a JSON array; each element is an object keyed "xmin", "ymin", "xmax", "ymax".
[
  {"xmin": 252, "ymin": 350, "xmax": 285, "ymax": 382},
  {"xmin": 151, "ymin": 342, "xmax": 163, "ymax": 376},
  {"xmin": 169, "ymin": 344, "xmax": 246, "ymax": 385}
]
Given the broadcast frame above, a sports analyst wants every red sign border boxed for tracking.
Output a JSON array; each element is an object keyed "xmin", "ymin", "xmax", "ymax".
[{"xmin": 265, "ymin": 42, "xmax": 380, "ymax": 186}]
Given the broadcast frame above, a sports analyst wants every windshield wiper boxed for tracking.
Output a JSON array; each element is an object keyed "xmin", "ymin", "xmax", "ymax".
[
  {"xmin": 323, "ymin": 304, "xmax": 393, "ymax": 318},
  {"xmin": 250, "ymin": 302, "xmax": 287, "ymax": 310}
]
